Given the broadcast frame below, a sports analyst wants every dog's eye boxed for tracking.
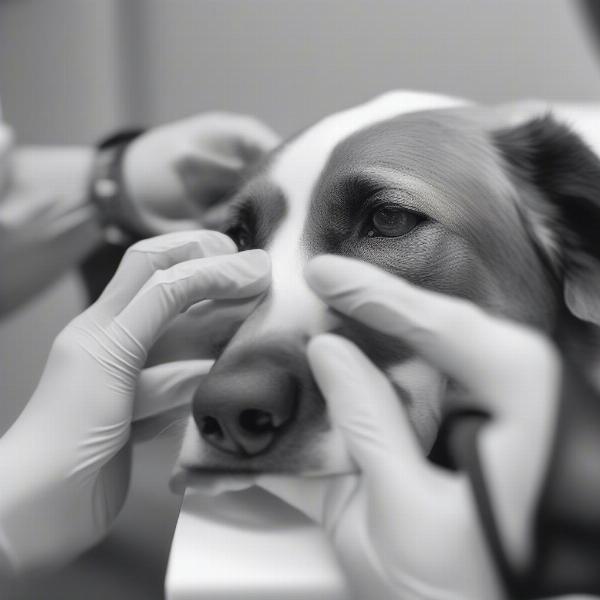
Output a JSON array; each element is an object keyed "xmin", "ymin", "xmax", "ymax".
[
  {"xmin": 225, "ymin": 224, "xmax": 252, "ymax": 251},
  {"xmin": 367, "ymin": 207, "xmax": 421, "ymax": 238}
]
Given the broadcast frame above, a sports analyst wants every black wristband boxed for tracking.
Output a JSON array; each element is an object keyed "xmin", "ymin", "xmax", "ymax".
[{"xmin": 88, "ymin": 128, "xmax": 146, "ymax": 245}]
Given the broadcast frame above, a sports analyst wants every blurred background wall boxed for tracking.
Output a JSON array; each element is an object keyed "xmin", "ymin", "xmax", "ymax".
[
  {"xmin": 4, "ymin": 0, "xmax": 600, "ymax": 147},
  {"xmin": 1, "ymin": 1, "xmax": 600, "ymax": 598}
]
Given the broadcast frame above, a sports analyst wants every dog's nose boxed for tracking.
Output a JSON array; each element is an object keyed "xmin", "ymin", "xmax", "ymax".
[{"xmin": 192, "ymin": 367, "xmax": 298, "ymax": 457}]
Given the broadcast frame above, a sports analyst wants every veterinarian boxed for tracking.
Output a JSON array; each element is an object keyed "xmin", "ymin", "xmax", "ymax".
[{"xmin": 259, "ymin": 254, "xmax": 600, "ymax": 600}]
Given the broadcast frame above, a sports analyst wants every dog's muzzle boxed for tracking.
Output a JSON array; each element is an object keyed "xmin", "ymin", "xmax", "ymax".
[
  {"xmin": 191, "ymin": 332, "xmax": 325, "ymax": 461},
  {"xmin": 193, "ymin": 362, "xmax": 299, "ymax": 457}
]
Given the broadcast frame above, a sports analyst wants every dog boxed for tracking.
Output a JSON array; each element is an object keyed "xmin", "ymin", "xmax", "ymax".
[{"xmin": 165, "ymin": 92, "xmax": 600, "ymax": 479}]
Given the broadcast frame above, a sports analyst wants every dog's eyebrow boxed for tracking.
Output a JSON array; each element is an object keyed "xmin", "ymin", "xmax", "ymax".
[{"xmin": 329, "ymin": 168, "xmax": 434, "ymax": 214}]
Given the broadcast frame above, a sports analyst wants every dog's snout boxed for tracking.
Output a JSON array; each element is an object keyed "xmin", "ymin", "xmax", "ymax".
[{"xmin": 193, "ymin": 366, "xmax": 298, "ymax": 457}]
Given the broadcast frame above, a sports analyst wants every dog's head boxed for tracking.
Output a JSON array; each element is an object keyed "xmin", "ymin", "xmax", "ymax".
[{"xmin": 175, "ymin": 92, "xmax": 600, "ymax": 477}]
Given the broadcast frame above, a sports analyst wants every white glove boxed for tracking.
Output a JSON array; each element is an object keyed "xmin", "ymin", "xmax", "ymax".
[
  {"xmin": 258, "ymin": 254, "xmax": 560, "ymax": 600},
  {"xmin": 123, "ymin": 112, "xmax": 280, "ymax": 234},
  {"xmin": 0, "ymin": 230, "xmax": 271, "ymax": 573}
]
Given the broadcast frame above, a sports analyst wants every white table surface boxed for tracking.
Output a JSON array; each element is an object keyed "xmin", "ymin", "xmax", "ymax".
[{"xmin": 165, "ymin": 487, "xmax": 349, "ymax": 600}]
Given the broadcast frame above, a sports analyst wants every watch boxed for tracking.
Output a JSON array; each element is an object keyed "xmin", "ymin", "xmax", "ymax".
[{"xmin": 88, "ymin": 128, "xmax": 147, "ymax": 245}]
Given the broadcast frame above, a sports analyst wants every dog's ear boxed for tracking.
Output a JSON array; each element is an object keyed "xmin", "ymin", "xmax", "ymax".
[{"xmin": 493, "ymin": 116, "xmax": 600, "ymax": 326}]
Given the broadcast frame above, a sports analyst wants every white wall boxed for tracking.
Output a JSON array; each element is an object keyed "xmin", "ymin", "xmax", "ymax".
[
  {"xmin": 0, "ymin": 0, "xmax": 134, "ymax": 144},
  {"xmin": 4, "ymin": 0, "xmax": 600, "ymax": 144},
  {"xmin": 135, "ymin": 0, "xmax": 600, "ymax": 136}
]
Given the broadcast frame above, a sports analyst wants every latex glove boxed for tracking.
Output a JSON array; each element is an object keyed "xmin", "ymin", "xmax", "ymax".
[
  {"xmin": 122, "ymin": 112, "xmax": 280, "ymax": 234},
  {"xmin": 258, "ymin": 255, "xmax": 560, "ymax": 600},
  {"xmin": 0, "ymin": 230, "xmax": 271, "ymax": 573}
]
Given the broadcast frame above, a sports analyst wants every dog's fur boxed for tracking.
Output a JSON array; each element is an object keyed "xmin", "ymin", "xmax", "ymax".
[{"xmin": 130, "ymin": 93, "xmax": 600, "ymax": 476}]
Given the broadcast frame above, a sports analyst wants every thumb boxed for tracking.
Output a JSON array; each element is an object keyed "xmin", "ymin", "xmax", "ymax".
[
  {"xmin": 306, "ymin": 334, "xmax": 426, "ymax": 485},
  {"xmin": 133, "ymin": 359, "xmax": 213, "ymax": 422},
  {"xmin": 174, "ymin": 151, "xmax": 244, "ymax": 210},
  {"xmin": 306, "ymin": 335, "xmax": 449, "ymax": 536}
]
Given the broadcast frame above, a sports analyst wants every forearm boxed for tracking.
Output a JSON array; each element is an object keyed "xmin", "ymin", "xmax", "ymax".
[
  {"xmin": 0, "ymin": 146, "xmax": 104, "ymax": 315},
  {"xmin": 11, "ymin": 145, "xmax": 94, "ymax": 195}
]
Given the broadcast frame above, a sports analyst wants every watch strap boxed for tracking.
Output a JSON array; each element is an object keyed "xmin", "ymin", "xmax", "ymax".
[{"xmin": 88, "ymin": 128, "xmax": 146, "ymax": 245}]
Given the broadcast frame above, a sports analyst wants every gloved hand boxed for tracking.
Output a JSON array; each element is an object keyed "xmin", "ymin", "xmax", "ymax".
[
  {"xmin": 258, "ymin": 254, "xmax": 561, "ymax": 600},
  {"xmin": 0, "ymin": 230, "xmax": 271, "ymax": 573},
  {"xmin": 122, "ymin": 112, "xmax": 280, "ymax": 234}
]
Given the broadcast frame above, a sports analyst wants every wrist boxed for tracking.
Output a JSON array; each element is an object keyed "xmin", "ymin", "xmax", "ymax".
[{"xmin": 88, "ymin": 128, "xmax": 149, "ymax": 244}]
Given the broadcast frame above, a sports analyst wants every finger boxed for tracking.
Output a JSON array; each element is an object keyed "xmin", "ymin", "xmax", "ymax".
[
  {"xmin": 185, "ymin": 293, "xmax": 265, "ymax": 327},
  {"xmin": 114, "ymin": 249, "xmax": 271, "ymax": 352},
  {"xmin": 183, "ymin": 113, "xmax": 280, "ymax": 165},
  {"xmin": 174, "ymin": 153, "xmax": 244, "ymax": 210},
  {"xmin": 133, "ymin": 359, "xmax": 214, "ymax": 421},
  {"xmin": 148, "ymin": 295, "xmax": 266, "ymax": 364},
  {"xmin": 97, "ymin": 230, "xmax": 237, "ymax": 316},
  {"xmin": 307, "ymin": 334, "xmax": 450, "ymax": 529},
  {"xmin": 307, "ymin": 334, "xmax": 426, "ymax": 482},
  {"xmin": 306, "ymin": 255, "xmax": 559, "ymax": 415},
  {"xmin": 176, "ymin": 146, "xmax": 247, "ymax": 174},
  {"xmin": 191, "ymin": 113, "xmax": 280, "ymax": 159},
  {"xmin": 170, "ymin": 295, "xmax": 267, "ymax": 357}
]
